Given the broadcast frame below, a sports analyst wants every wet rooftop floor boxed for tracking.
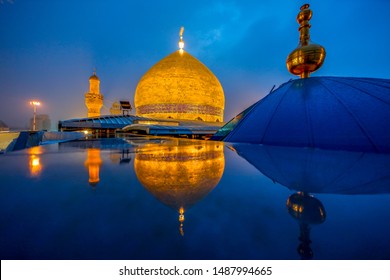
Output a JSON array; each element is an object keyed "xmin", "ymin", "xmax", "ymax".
[{"xmin": 1, "ymin": 137, "xmax": 389, "ymax": 260}]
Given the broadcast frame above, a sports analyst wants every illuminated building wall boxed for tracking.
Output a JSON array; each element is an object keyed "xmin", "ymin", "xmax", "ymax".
[
  {"xmin": 110, "ymin": 101, "xmax": 121, "ymax": 115},
  {"xmin": 29, "ymin": 114, "xmax": 51, "ymax": 131}
]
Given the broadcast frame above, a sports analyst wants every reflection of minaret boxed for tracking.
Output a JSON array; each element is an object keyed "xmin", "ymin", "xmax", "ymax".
[
  {"xmin": 84, "ymin": 148, "xmax": 102, "ymax": 187},
  {"xmin": 134, "ymin": 140, "xmax": 225, "ymax": 236},
  {"xmin": 286, "ymin": 192, "xmax": 326, "ymax": 260},
  {"xmin": 85, "ymin": 70, "xmax": 104, "ymax": 118}
]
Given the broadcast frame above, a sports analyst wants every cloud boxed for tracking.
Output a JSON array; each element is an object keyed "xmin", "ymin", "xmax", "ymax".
[
  {"xmin": 0, "ymin": 0, "xmax": 14, "ymax": 4},
  {"xmin": 189, "ymin": 1, "xmax": 244, "ymax": 54},
  {"xmin": 197, "ymin": 28, "xmax": 223, "ymax": 49}
]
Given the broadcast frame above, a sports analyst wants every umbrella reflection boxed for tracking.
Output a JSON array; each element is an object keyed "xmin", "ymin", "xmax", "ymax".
[
  {"xmin": 232, "ymin": 143, "xmax": 390, "ymax": 258},
  {"xmin": 232, "ymin": 144, "xmax": 390, "ymax": 194}
]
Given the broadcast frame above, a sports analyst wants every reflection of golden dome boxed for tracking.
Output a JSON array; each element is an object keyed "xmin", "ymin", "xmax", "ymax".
[
  {"xmin": 134, "ymin": 139, "xmax": 225, "ymax": 235},
  {"xmin": 134, "ymin": 50, "xmax": 225, "ymax": 122},
  {"xmin": 135, "ymin": 140, "xmax": 224, "ymax": 209}
]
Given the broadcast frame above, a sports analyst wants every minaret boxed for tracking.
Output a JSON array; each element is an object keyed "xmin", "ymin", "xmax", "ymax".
[
  {"xmin": 286, "ymin": 4, "xmax": 326, "ymax": 78},
  {"xmin": 85, "ymin": 70, "xmax": 104, "ymax": 118}
]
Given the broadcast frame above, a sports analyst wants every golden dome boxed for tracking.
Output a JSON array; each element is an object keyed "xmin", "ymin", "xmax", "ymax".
[
  {"xmin": 134, "ymin": 49, "xmax": 225, "ymax": 122},
  {"xmin": 89, "ymin": 71, "xmax": 100, "ymax": 81}
]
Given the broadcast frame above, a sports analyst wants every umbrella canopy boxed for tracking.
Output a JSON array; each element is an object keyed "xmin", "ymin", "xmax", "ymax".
[
  {"xmin": 232, "ymin": 143, "xmax": 390, "ymax": 195},
  {"xmin": 224, "ymin": 77, "xmax": 390, "ymax": 153}
]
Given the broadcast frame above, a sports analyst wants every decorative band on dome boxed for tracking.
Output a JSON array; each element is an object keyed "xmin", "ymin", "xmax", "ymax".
[
  {"xmin": 137, "ymin": 151, "xmax": 222, "ymax": 161},
  {"xmin": 136, "ymin": 103, "xmax": 223, "ymax": 116}
]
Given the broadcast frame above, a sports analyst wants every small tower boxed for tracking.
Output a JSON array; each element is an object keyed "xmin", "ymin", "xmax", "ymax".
[
  {"xmin": 110, "ymin": 100, "xmax": 121, "ymax": 115},
  {"xmin": 286, "ymin": 4, "xmax": 326, "ymax": 78},
  {"xmin": 85, "ymin": 70, "xmax": 104, "ymax": 118}
]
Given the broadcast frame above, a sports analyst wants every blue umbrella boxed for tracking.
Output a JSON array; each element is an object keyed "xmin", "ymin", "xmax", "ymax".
[{"xmin": 224, "ymin": 77, "xmax": 390, "ymax": 153}]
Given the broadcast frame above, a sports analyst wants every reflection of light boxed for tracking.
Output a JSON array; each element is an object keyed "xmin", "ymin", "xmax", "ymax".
[
  {"xmin": 28, "ymin": 146, "xmax": 43, "ymax": 177},
  {"xmin": 30, "ymin": 101, "xmax": 41, "ymax": 106},
  {"xmin": 31, "ymin": 158, "xmax": 40, "ymax": 166},
  {"xmin": 29, "ymin": 155, "xmax": 42, "ymax": 176},
  {"xmin": 136, "ymin": 120, "xmax": 179, "ymax": 126},
  {"xmin": 83, "ymin": 130, "xmax": 89, "ymax": 135}
]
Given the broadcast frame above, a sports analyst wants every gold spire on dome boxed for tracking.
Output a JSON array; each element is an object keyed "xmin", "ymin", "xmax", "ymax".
[
  {"xmin": 179, "ymin": 26, "xmax": 185, "ymax": 51},
  {"xmin": 286, "ymin": 4, "xmax": 326, "ymax": 78}
]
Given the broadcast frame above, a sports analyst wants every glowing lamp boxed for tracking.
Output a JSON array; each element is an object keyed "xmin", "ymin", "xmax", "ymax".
[{"xmin": 30, "ymin": 101, "xmax": 41, "ymax": 106}]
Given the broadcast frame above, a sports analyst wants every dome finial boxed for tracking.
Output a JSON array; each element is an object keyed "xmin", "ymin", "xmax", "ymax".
[
  {"xmin": 286, "ymin": 4, "xmax": 326, "ymax": 78},
  {"xmin": 179, "ymin": 26, "xmax": 185, "ymax": 50}
]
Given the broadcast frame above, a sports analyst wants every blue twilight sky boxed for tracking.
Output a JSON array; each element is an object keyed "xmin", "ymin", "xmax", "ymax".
[{"xmin": 0, "ymin": 0, "xmax": 389, "ymax": 129}]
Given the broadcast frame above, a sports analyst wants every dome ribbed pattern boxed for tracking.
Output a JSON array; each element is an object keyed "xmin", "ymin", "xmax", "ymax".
[{"xmin": 135, "ymin": 50, "xmax": 224, "ymax": 122}]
